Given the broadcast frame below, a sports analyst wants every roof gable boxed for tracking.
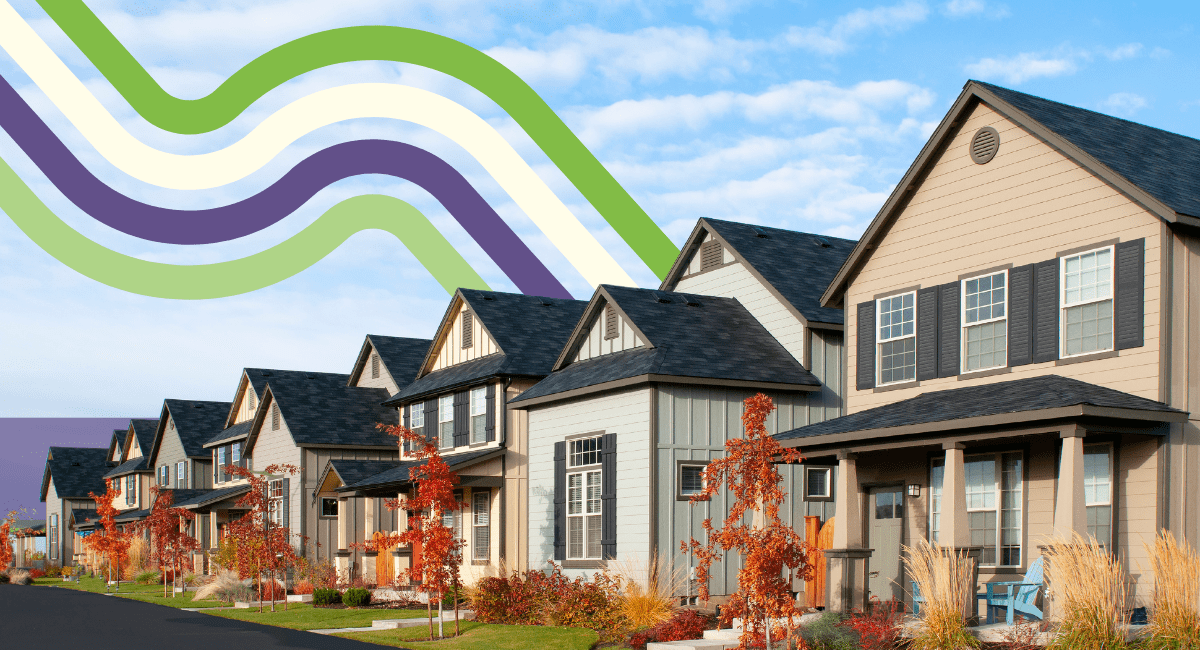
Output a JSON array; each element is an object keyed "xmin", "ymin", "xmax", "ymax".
[
  {"xmin": 42, "ymin": 447, "xmax": 109, "ymax": 501},
  {"xmin": 224, "ymin": 368, "xmax": 273, "ymax": 428},
  {"xmin": 245, "ymin": 371, "xmax": 398, "ymax": 452},
  {"xmin": 107, "ymin": 430, "xmax": 124, "ymax": 463},
  {"xmin": 347, "ymin": 335, "xmax": 432, "ymax": 390},
  {"xmin": 152, "ymin": 400, "xmax": 231, "ymax": 462}
]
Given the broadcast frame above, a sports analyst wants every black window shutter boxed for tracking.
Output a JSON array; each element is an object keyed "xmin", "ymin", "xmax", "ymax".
[
  {"xmin": 856, "ymin": 301, "xmax": 876, "ymax": 390},
  {"xmin": 916, "ymin": 287, "xmax": 939, "ymax": 380},
  {"xmin": 282, "ymin": 478, "xmax": 290, "ymax": 530},
  {"xmin": 601, "ymin": 433, "xmax": 617, "ymax": 560},
  {"xmin": 1032, "ymin": 259, "xmax": 1060, "ymax": 363},
  {"xmin": 453, "ymin": 391, "xmax": 469, "ymax": 447},
  {"xmin": 424, "ymin": 400, "xmax": 438, "ymax": 444},
  {"xmin": 402, "ymin": 406, "xmax": 410, "ymax": 453},
  {"xmin": 553, "ymin": 442, "xmax": 566, "ymax": 562},
  {"xmin": 485, "ymin": 384, "xmax": 496, "ymax": 442},
  {"xmin": 938, "ymin": 282, "xmax": 960, "ymax": 378},
  {"xmin": 1115, "ymin": 238, "xmax": 1145, "ymax": 350},
  {"xmin": 1008, "ymin": 264, "xmax": 1035, "ymax": 366}
]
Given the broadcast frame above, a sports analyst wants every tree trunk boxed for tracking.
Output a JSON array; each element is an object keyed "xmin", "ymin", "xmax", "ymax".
[
  {"xmin": 164, "ymin": 559, "xmax": 169, "ymax": 598},
  {"xmin": 258, "ymin": 563, "xmax": 264, "ymax": 613},
  {"xmin": 454, "ymin": 573, "xmax": 460, "ymax": 636},
  {"xmin": 438, "ymin": 590, "xmax": 444, "ymax": 639},
  {"xmin": 427, "ymin": 590, "xmax": 434, "ymax": 640}
]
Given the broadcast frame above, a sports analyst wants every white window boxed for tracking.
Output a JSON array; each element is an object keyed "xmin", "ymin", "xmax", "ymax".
[
  {"xmin": 1084, "ymin": 444, "xmax": 1113, "ymax": 545},
  {"xmin": 217, "ymin": 447, "xmax": 227, "ymax": 483},
  {"xmin": 411, "ymin": 404, "xmax": 425, "ymax": 431},
  {"xmin": 962, "ymin": 270, "xmax": 1008, "ymax": 372},
  {"xmin": 1061, "ymin": 247, "xmax": 1114, "ymax": 357},
  {"xmin": 567, "ymin": 436, "xmax": 603, "ymax": 560},
  {"xmin": 231, "ymin": 442, "xmax": 241, "ymax": 466},
  {"xmin": 267, "ymin": 479, "xmax": 284, "ymax": 526},
  {"xmin": 49, "ymin": 514, "xmax": 58, "ymax": 560},
  {"xmin": 877, "ymin": 292, "xmax": 916, "ymax": 385},
  {"xmin": 126, "ymin": 475, "xmax": 137, "ymax": 505},
  {"xmin": 470, "ymin": 387, "xmax": 487, "ymax": 444},
  {"xmin": 438, "ymin": 395, "xmax": 455, "ymax": 449},
  {"xmin": 159, "ymin": 466, "xmax": 169, "ymax": 487},
  {"xmin": 964, "ymin": 452, "xmax": 1023, "ymax": 567},
  {"xmin": 441, "ymin": 493, "xmax": 462, "ymax": 539},
  {"xmin": 805, "ymin": 467, "xmax": 832, "ymax": 499},
  {"xmin": 473, "ymin": 490, "xmax": 491, "ymax": 561},
  {"xmin": 679, "ymin": 464, "xmax": 706, "ymax": 497},
  {"xmin": 176, "ymin": 461, "xmax": 186, "ymax": 487},
  {"xmin": 929, "ymin": 460, "xmax": 944, "ymax": 543}
]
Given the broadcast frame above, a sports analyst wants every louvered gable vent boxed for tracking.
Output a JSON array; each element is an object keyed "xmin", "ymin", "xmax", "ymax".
[
  {"xmin": 970, "ymin": 126, "xmax": 999, "ymax": 164},
  {"xmin": 461, "ymin": 311, "xmax": 474, "ymax": 349},
  {"xmin": 700, "ymin": 240, "xmax": 723, "ymax": 271},
  {"xmin": 603, "ymin": 304, "xmax": 618, "ymax": 340},
  {"xmin": 371, "ymin": 353, "xmax": 380, "ymax": 379}
]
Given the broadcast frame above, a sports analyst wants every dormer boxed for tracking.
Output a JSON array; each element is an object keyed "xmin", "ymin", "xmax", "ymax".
[
  {"xmin": 563, "ymin": 296, "xmax": 647, "ymax": 364},
  {"xmin": 424, "ymin": 295, "xmax": 501, "ymax": 374},
  {"xmin": 347, "ymin": 335, "xmax": 432, "ymax": 395}
]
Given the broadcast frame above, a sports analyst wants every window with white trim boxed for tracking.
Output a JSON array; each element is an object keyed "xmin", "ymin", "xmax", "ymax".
[
  {"xmin": 126, "ymin": 475, "xmax": 137, "ymax": 506},
  {"xmin": 470, "ymin": 387, "xmax": 487, "ymax": 444},
  {"xmin": 176, "ymin": 461, "xmax": 186, "ymax": 488},
  {"xmin": 877, "ymin": 292, "xmax": 916, "ymax": 385},
  {"xmin": 473, "ymin": 490, "xmax": 491, "ymax": 561},
  {"xmin": 441, "ymin": 492, "xmax": 462, "ymax": 539},
  {"xmin": 929, "ymin": 460, "xmax": 944, "ymax": 543},
  {"xmin": 964, "ymin": 452, "xmax": 1023, "ymax": 567},
  {"xmin": 320, "ymin": 498, "xmax": 338, "ymax": 518},
  {"xmin": 158, "ymin": 465, "xmax": 169, "ymax": 487},
  {"xmin": 1061, "ymin": 247, "xmax": 1114, "ymax": 357},
  {"xmin": 438, "ymin": 395, "xmax": 454, "ymax": 449},
  {"xmin": 49, "ymin": 514, "xmax": 58, "ymax": 560},
  {"xmin": 805, "ymin": 467, "xmax": 832, "ymax": 499},
  {"xmin": 962, "ymin": 271, "xmax": 1007, "ymax": 372},
  {"xmin": 1084, "ymin": 444, "xmax": 1113, "ymax": 545},
  {"xmin": 231, "ymin": 442, "xmax": 241, "ymax": 467},
  {"xmin": 567, "ymin": 436, "xmax": 603, "ymax": 560},
  {"xmin": 267, "ymin": 479, "xmax": 284, "ymax": 526}
]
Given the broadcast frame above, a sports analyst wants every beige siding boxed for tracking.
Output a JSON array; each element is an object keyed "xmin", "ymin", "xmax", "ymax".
[
  {"xmin": 573, "ymin": 304, "xmax": 645, "ymax": 362},
  {"xmin": 431, "ymin": 302, "xmax": 500, "ymax": 371},
  {"xmin": 504, "ymin": 379, "xmax": 536, "ymax": 574},
  {"xmin": 233, "ymin": 384, "xmax": 260, "ymax": 424},
  {"xmin": 1119, "ymin": 435, "xmax": 1160, "ymax": 599},
  {"xmin": 1166, "ymin": 233, "xmax": 1200, "ymax": 543},
  {"xmin": 845, "ymin": 101, "xmax": 1163, "ymax": 412},
  {"xmin": 45, "ymin": 478, "xmax": 62, "ymax": 562},
  {"xmin": 155, "ymin": 415, "xmax": 192, "ymax": 489},
  {"xmin": 251, "ymin": 404, "xmax": 304, "ymax": 551},
  {"xmin": 354, "ymin": 343, "xmax": 400, "ymax": 394}
]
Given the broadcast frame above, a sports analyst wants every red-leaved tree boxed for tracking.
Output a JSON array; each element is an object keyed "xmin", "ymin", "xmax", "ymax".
[
  {"xmin": 224, "ymin": 463, "xmax": 301, "ymax": 612},
  {"xmin": 355, "ymin": 423, "xmax": 465, "ymax": 640},
  {"xmin": 138, "ymin": 487, "xmax": 199, "ymax": 597},
  {"xmin": 84, "ymin": 479, "xmax": 133, "ymax": 591},
  {"xmin": 682, "ymin": 393, "xmax": 813, "ymax": 649},
  {"xmin": 0, "ymin": 509, "xmax": 20, "ymax": 569}
]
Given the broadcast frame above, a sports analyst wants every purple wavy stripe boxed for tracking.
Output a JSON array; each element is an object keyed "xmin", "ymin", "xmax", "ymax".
[{"xmin": 0, "ymin": 73, "xmax": 570, "ymax": 299}]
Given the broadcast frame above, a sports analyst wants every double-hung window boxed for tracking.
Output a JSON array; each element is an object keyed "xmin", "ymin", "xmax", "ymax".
[
  {"xmin": 441, "ymin": 491, "xmax": 462, "ymax": 539},
  {"xmin": 159, "ymin": 466, "xmax": 169, "ymax": 487},
  {"xmin": 1061, "ymin": 247, "xmax": 1114, "ymax": 357},
  {"xmin": 470, "ymin": 387, "xmax": 487, "ymax": 444},
  {"xmin": 929, "ymin": 461, "xmax": 944, "ymax": 543},
  {"xmin": 1084, "ymin": 444, "xmax": 1113, "ymax": 545},
  {"xmin": 567, "ymin": 436, "xmax": 603, "ymax": 560},
  {"xmin": 231, "ymin": 442, "xmax": 241, "ymax": 468},
  {"xmin": 929, "ymin": 453, "xmax": 1022, "ymax": 567},
  {"xmin": 877, "ymin": 292, "xmax": 916, "ymax": 385},
  {"xmin": 438, "ymin": 395, "xmax": 455, "ymax": 449},
  {"xmin": 176, "ymin": 461, "xmax": 186, "ymax": 488},
  {"xmin": 962, "ymin": 271, "xmax": 1007, "ymax": 372},
  {"xmin": 217, "ymin": 447, "xmax": 227, "ymax": 483},
  {"xmin": 473, "ymin": 491, "xmax": 491, "ymax": 561},
  {"xmin": 407, "ymin": 404, "xmax": 425, "ymax": 455},
  {"xmin": 49, "ymin": 514, "xmax": 58, "ymax": 560},
  {"xmin": 267, "ymin": 479, "xmax": 284, "ymax": 526},
  {"xmin": 126, "ymin": 475, "xmax": 137, "ymax": 506}
]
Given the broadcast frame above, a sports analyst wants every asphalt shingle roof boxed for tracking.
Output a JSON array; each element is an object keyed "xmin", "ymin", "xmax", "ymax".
[
  {"xmin": 205, "ymin": 420, "xmax": 252, "ymax": 447},
  {"xmin": 265, "ymin": 371, "xmax": 398, "ymax": 447},
  {"xmin": 44, "ymin": 447, "xmax": 111, "ymax": 499},
  {"xmin": 104, "ymin": 455, "xmax": 150, "ymax": 479},
  {"xmin": 326, "ymin": 459, "xmax": 405, "ymax": 488},
  {"xmin": 775, "ymin": 375, "xmax": 1185, "ymax": 442},
  {"xmin": 12, "ymin": 520, "xmax": 45, "ymax": 533},
  {"xmin": 387, "ymin": 290, "xmax": 588, "ymax": 403},
  {"xmin": 340, "ymin": 448, "xmax": 501, "ymax": 492},
  {"xmin": 979, "ymin": 80, "xmax": 1200, "ymax": 219},
  {"xmin": 512, "ymin": 286, "xmax": 821, "ymax": 404},
  {"xmin": 365, "ymin": 336, "xmax": 432, "ymax": 387},
  {"xmin": 702, "ymin": 218, "xmax": 856, "ymax": 326},
  {"xmin": 164, "ymin": 400, "xmax": 232, "ymax": 458},
  {"xmin": 172, "ymin": 486, "xmax": 250, "ymax": 509},
  {"xmin": 114, "ymin": 508, "xmax": 151, "ymax": 523},
  {"xmin": 129, "ymin": 419, "xmax": 158, "ymax": 460}
]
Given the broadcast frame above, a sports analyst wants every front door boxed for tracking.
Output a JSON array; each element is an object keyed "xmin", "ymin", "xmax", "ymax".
[{"xmin": 868, "ymin": 487, "xmax": 904, "ymax": 604}]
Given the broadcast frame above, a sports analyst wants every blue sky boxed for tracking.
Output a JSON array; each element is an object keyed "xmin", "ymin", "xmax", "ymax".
[{"xmin": 0, "ymin": 0, "xmax": 1196, "ymax": 417}]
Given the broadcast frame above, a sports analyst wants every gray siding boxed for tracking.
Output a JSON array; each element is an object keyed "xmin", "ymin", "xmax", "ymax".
[
  {"xmin": 155, "ymin": 417, "xmax": 191, "ymax": 489},
  {"xmin": 809, "ymin": 329, "xmax": 845, "ymax": 423},
  {"xmin": 251, "ymin": 410, "xmax": 304, "ymax": 551},
  {"xmin": 303, "ymin": 447, "xmax": 399, "ymax": 566}
]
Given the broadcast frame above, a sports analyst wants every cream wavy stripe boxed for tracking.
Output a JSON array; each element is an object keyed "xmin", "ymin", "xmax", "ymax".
[{"xmin": 0, "ymin": 0, "xmax": 635, "ymax": 289}]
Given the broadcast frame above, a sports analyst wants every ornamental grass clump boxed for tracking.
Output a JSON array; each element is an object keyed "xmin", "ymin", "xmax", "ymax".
[
  {"xmin": 193, "ymin": 569, "xmax": 253, "ymax": 603},
  {"xmin": 1145, "ymin": 533, "xmax": 1200, "ymax": 649},
  {"xmin": 607, "ymin": 554, "xmax": 682, "ymax": 629},
  {"xmin": 903, "ymin": 538, "xmax": 979, "ymax": 650},
  {"xmin": 1044, "ymin": 533, "xmax": 1130, "ymax": 650}
]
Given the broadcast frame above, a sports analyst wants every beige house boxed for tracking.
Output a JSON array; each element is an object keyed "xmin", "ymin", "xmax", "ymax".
[
  {"xmin": 103, "ymin": 419, "xmax": 160, "ymax": 529},
  {"xmin": 40, "ymin": 446, "xmax": 110, "ymax": 566},
  {"xmin": 774, "ymin": 79, "xmax": 1198, "ymax": 612}
]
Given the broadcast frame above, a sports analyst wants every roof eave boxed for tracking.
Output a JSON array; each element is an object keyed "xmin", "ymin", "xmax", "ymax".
[
  {"xmin": 550, "ymin": 286, "xmax": 655, "ymax": 372},
  {"xmin": 510, "ymin": 373, "xmax": 819, "ymax": 410}
]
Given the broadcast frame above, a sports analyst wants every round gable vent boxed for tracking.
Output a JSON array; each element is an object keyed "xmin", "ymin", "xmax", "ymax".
[{"xmin": 970, "ymin": 126, "xmax": 1000, "ymax": 164}]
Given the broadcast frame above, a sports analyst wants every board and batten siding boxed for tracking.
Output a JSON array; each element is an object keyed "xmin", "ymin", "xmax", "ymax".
[
  {"xmin": 504, "ymin": 378, "xmax": 538, "ymax": 573},
  {"xmin": 1166, "ymin": 232, "xmax": 1200, "ymax": 546},
  {"xmin": 656, "ymin": 384, "xmax": 834, "ymax": 597},
  {"xmin": 431, "ymin": 302, "xmax": 499, "ymax": 371},
  {"xmin": 354, "ymin": 343, "xmax": 400, "ymax": 394},
  {"xmin": 527, "ymin": 387, "xmax": 652, "ymax": 580},
  {"xmin": 233, "ymin": 385, "xmax": 260, "ymax": 424},
  {"xmin": 155, "ymin": 419, "xmax": 190, "ymax": 488},
  {"xmin": 304, "ymin": 447, "xmax": 400, "ymax": 563},
  {"xmin": 574, "ymin": 307, "xmax": 644, "ymax": 362},
  {"xmin": 44, "ymin": 478, "xmax": 61, "ymax": 561},
  {"xmin": 846, "ymin": 100, "xmax": 1162, "ymax": 412},
  {"xmin": 250, "ymin": 410, "xmax": 304, "ymax": 551}
]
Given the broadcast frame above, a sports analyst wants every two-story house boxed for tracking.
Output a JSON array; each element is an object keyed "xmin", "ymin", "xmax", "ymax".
[
  {"xmin": 103, "ymin": 419, "xmax": 161, "ymax": 529},
  {"xmin": 327, "ymin": 290, "xmax": 587, "ymax": 585},
  {"xmin": 40, "ymin": 446, "xmax": 110, "ymax": 566},
  {"xmin": 774, "ymin": 80, "xmax": 1197, "ymax": 613}
]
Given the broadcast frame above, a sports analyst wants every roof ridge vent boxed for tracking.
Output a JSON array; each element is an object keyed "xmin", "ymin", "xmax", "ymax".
[
  {"xmin": 753, "ymin": 226, "xmax": 770, "ymax": 238},
  {"xmin": 814, "ymin": 237, "xmax": 831, "ymax": 247},
  {"xmin": 539, "ymin": 298, "xmax": 552, "ymax": 306},
  {"xmin": 481, "ymin": 294, "xmax": 495, "ymax": 300},
  {"xmin": 259, "ymin": 371, "xmax": 272, "ymax": 377},
  {"xmin": 680, "ymin": 294, "xmax": 701, "ymax": 306},
  {"xmin": 192, "ymin": 403, "xmax": 203, "ymax": 408},
  {"xmin": 652, "ymin": 291, "xmax": 673, "ymax": 304}
]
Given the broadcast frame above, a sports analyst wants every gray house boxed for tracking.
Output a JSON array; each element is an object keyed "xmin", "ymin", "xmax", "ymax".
[{"xmin": 40, "ymin": 446, "xmax": 109, "ymax": 566}]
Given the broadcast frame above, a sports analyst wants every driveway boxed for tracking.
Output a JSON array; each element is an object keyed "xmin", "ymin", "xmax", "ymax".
[{"xmin": 1, "ymin": 585, "xmax": 397, "ymax": 649}]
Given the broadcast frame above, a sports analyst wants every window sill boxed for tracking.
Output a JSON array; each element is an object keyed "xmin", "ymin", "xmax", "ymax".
[
  {"xmin": 561, "ymin": 559, "xmax": 606, "ymax": 570},
  {"xmin": 469, "ymin": 441, "xmax": 489, "ymax": 449},
  {"xmin": 957, "ymin": 366, "xmax": 1011, "ymax": 381},
  {"xmin": 873, "ymin": 380, "xmax": 918, "ymax": 394},
  {"xmin": 471, "ymin": 559, "xmax": 490, "ymax": 566},
  {"xmin": 804, "ymin": 495, "xmax": 834, "ymax": 502},
  {"xmin": 1056, "ymin": 349, "xmax": 1117, "ymax": 366},
  {"xmin": 676, "ymin": 494, "xmax": 709, "ymax": 502}
]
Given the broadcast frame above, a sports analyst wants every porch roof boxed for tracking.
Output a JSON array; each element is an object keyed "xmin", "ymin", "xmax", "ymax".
[
  {"xmin": 775, "ymin": 375, "xmax": 1186, "ymax": 449},
  {"xmin": 336, "ymin": 447, "xmax": 504, "ymax": 494},
  {"xmin": 173, "ymin": 485, "xmax": 251, "ymax": 510}
]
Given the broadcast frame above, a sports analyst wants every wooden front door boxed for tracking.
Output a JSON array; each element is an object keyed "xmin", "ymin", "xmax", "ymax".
[
  {"xmin": 374, "ymin": 532, "xmax": 397, "ymax": 586},
  {"xmin": 868, "ymin": 487, "xmax": 904, "ymax": 604}
]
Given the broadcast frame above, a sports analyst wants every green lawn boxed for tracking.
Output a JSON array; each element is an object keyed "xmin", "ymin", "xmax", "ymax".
[
  {"xmin": 203, "ymin": 603, "xmax": 426, "ymax": 630},
  {"xmin": 32, "ymin": 576, "xmax": 231, "ymax": 607},
  {"xmin": 335, "ymin": 622, "xmax": 599, "ymax": 649},
  {"xmin": 118, "ymin": 592, "xmax": 233, "ymax": 608}
]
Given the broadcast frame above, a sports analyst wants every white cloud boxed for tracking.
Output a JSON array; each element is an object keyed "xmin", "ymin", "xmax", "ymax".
[
  {"xmin": 694, "ymin": 0, "xmax": 755, "ymax": 22},
  {"xmin": 783, "ymin": 2, "xmax": 929, "ymax": 55},
  {"xmin": 942, "ymin": 0, "xmax": 1009, "ymax": 18},
  {"xmin": 1104, "ymin": 43, "xmax": 1143, "ymax": 61},
  {"xmin": 964, "ymin": 52, "xmax": 1077, "ymax": 84},
  {"xmin": 1099, "ymin": 92, "xmax": 1148, "ymax": 117}
]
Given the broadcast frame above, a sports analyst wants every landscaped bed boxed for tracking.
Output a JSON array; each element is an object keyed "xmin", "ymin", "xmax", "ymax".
[
  {"xmin": 335, "ymin": 622, "xmax": 599, "ymax": 649},
  {"xmin": 202, "ymin": 602, "xmax": 426, "ymax": 630}
]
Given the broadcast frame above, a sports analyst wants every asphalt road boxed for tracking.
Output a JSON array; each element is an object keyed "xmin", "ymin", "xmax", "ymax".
[{"xmin": 0, "ymin": 585, "xmax": 399, "ymax": 649}]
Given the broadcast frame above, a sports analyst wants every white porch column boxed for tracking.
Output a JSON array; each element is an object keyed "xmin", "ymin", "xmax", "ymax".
[
  {"xmin": 941, "ymin": 443, "xmax": 970, "ymax": 548},
  {"xmin": 826, "ymin": 451, "xmax": 870, "ymax": 613},
  {"xmin": 335, "ymin": 497, "xmax": 351, "ymax": 581},
  {"xmin": 362, "ymin": 497, "xmax": 378, "ymax": 579},
  {"xmin": 1054, "ymin": 431, "xmax": 1087, "ymax": 539}
]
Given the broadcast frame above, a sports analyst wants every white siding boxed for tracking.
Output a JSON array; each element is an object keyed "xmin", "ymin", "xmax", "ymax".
[
  {"xmin": 45, "ymin": 478, "xmax": 61, "ymax": 562},
  {"xmin": 574, "ymin": 304, "xmax": 645, "ymax": 362},
  {"xmin": 675, "ymin": 261, "xmax": 806, "ymax": 366},
  {"xmin": 233, "ymin": 384, "xmax": 259, "ymax": 424},
  {"xmin": 354, "ymin": 343, "xmax": 400, "ymax": 394},
  {"xmin": 527, "ymin": 387, "xmax": 652, "ymax": 579}
]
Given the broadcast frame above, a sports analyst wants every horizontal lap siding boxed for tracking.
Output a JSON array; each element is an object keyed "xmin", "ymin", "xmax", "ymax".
[
  {"xmin": 1119, "ymin": 436, "xmax": 1159, "ymax": 599},
  {"xmin": 527, "ymin": 388, "xmax": 651, "ymax": 580},
  {"xmin": 846, "ymin": 102, "xmax": 1162, "ymax": 412},
  {"xmin": 156, "ymin": 422, "xmax": 189, "ymax": 488},
  {"xmin": 253, "ymin": 418, "xmax": 304, "ymax": 551}
]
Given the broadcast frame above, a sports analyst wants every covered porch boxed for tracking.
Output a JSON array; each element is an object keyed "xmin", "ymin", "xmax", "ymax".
[{"xmin": 773, "ymin": 375, "xmax": 1187, "ymax": 617}]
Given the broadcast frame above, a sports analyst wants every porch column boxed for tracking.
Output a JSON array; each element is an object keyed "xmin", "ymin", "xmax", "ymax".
[
  {"xmin": 362, "ymin": 497, "xmax": 377, "ymax": 580},
  {"xmin": 335, "ymin": 497, "xmax": 351, "ymax": 581},
  {"xmin": 395, "ymin": 492, "xmax": 410, "ymax": 580},
  {"xmin": 1054, "ymin": 431, "xmax": 1087, "ymax": 539},
  {"xmin": 941, "ymin": 443, "xmax": 970, "ymax": 548},
  {"xmin": 826, "ymin": 451, "xmax": 871, "ymax": 613}
]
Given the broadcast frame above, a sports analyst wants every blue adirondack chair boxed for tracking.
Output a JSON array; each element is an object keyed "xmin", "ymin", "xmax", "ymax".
[{"xmin": 981, "ymin": 556, "xmax": 1045, "ymax": 625}]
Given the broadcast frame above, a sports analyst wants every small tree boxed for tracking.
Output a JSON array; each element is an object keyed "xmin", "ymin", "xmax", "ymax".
[
  {"xmin": 138, "ymin": 487, "xmax": 199, "ymax": 597},
  {"xmin": 682, "ymin": 393, "xmax": 813, "ymax": 649},
  {"xmin": 84, "ymin": 479, "xmax": 133, "ymax": 591},
  {"xmin": 0, "ymin": 509, "xmax": 20, "ymax": 569},
  {"xmin": 224, "ymin": 463, "xmax": 301, "ymax": 612}
]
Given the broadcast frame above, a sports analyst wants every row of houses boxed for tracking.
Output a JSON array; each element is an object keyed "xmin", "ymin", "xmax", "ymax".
[{"xmin": 36, "ymin": 80, "xmax": 1200, "ymax": 610}]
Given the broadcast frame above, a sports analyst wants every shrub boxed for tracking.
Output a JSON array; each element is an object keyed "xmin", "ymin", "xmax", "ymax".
[
  {"xmin": 193, "ymin": 569, "xmax": 254, "ymax": 603},
  {"xmin": 797, "ymin": 612, "xmax": 857, "ymax": 650},
  {"xmin": 313, "ymin": 588, "xmax": 342, "ymax": 606},
  {"xmin": 471, "ymin": 564, "xmax": 626, "ymax": 641},
  {"xmin": 1146, "ymin": 533, "xmax": 1200, "ymax": 650},
  {"xmin": 135, "ymin": 570, "xmax": 161, "ymax": 585},
  {"xmin": 903, "ymin": 539, "xmax": 979, "ymax": 650},
  {"xmin": 0, "ymin": 572, "xmax": 10, "ymax": 584},
  {"xmin": 8, "ymin": 569, "xmax": 32, "ymax": 585},
  {"xmin": 29, "ymin": 568, "xmax": 45, "ymax": 579},
  {"xmin": 294, "ymin": 555, "xmax": 338, "ymax": 590},
  {"xmin": 1044, "ymin": 533, "xmax": 1130, "ymax": 650},
  {"xmin": 442, "ymin": 585, "xmax": 465, "ymax": 608},
  {"xmin": 628, "ymin": 609, "xmax": 714, "ymax": 649},
  {"xmin": 255, "ymin": 579, "xmax": 286, "ymax": 601},
  {"xmin": 43, "ymin": 561, "xmax": 61, "ymax": 578},
  {"xmin": 842, "ymin": 599, "xmax": 903, "ymax": 650},
  {"xmin": 344, "ymin": 587, "xmax": 371, "ymax": 607},
  {"xmin": 293, "ymin": 580, "xmax": 314, "ymax": 595}
]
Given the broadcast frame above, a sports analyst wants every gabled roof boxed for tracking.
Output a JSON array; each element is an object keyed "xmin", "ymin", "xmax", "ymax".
[
  {"xmin": 104, "ymin": 455, "xmax": 150, "ymax": 479},
  {"xmin": 348, "ymin": 335, "xmax": 432, "ymax": 388},
  {"xmin": 511, "ymin": 285, "xmax": 821, "ymax": 407},
  {"xmin": 204, "ymin": 420, "xmax": 252, "ymax": 448},
  {"xmin": 153, "ymin": 399, "xmax": 232, "ymax": 461},
  {"xmin": 661, "ymin": 218, "xmax": 856, "ymax": 327},
  {"xmin": 774, "ymin": 375, "xmax": 1187, "ymax": 446},
  {"xmin": 114, "ymin": 508, "xmax": 151, "ymax": 524},
  {"xmin": 222, "ymin": 368, "xmax": 277, "ymax": 429},
  {"xmin": 318, "ymin": 459, "xmax": 405, "ymax": 495},
  {"xmin": 245, "ymin": 371, "xmax": 398, "ymax": 452},
  {"xmin": 106, "ymin": 430, "xmax": 124, "ymax": 464},
  {"xmin": 388, "ymin": 289, "xmax": 587, "ymax": 404},
  {"xmin": 337, "ymin": 448, "xmax": 503, "ymax": 493},
  {"xmin": 173, "ymin": 485, "xmax": 251, "ymax": 510},
  {"xmin": 124, "ymin": 418, "xmax": 159, "ymax": 462},
  {"xmin": 40, "ymin": 447, "xmax": 109, "ymax": 501},
  {"xmin": 823, "ymin": 79, "xmax": 1200, "ymax": 307}
]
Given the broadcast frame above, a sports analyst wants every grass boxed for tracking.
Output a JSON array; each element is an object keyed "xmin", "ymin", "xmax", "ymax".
[
  {"xmin": 118, "ymin": 592, "xmax": 233, "ymax": 608},
  {"xmin": 903, "ymin": 538, "xmax": 980, "ymax": 650},
  {"xmin": 1044, "ymin": 533, "xmax": 1130, "ymax": 650},
  {"xmin": 1145, "ymin": 533, "xmax": 1200, "ymax": 649},
  {"xmin": 335, "ymin": 622, "xmax": 599, "ymax": 649},
  {"xmin": 202, "ymin": 603, "xmax": 426, "ymax": 630},
  {"xmin": 32, "ymin": 575, "xmax": 231, "ymax": 607}
]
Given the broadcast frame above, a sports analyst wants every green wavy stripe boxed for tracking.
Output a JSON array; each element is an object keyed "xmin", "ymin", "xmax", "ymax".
[
  {"xmin": 38, "ymin": 0, "xmax": 680, "ymax": 279},
  {"xmin": 0, "ymin": 156, "xmax": 490, "ymax": 299}
]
